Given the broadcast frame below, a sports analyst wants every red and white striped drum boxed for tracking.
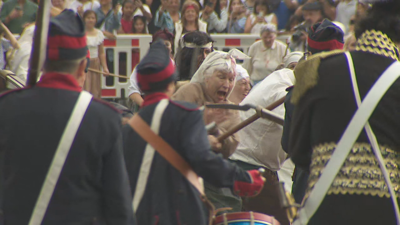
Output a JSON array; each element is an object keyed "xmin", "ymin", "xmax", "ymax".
[{"xmin": 213, "ymin": 212, "xmax": 281, "ymax": 225}]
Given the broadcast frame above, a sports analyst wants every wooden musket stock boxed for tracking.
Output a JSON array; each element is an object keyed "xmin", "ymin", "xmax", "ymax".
[
  {"xmin": 26, "ymin": 0, "xmax": 51, "ymax": 86},
  {"xmin": 87, "ymin": 68, "xmax": 129, "ymax": 79},
  {"xmin": 216, "ymin": 96, "xmax": 286, "ymax": 142}
]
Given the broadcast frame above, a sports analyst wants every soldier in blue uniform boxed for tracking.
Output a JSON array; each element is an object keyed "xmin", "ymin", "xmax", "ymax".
[
  {"xmin": 0, "ymin": 10, "xmax": 135, "ymax": 225},
  {"xmin": 122, "ymin": 40, "xmax": 265, "ymax": 225}
]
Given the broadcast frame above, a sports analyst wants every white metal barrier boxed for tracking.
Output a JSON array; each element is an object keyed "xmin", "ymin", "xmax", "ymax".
[
  {"xmin": 102, "ymin": 35, "xmax": 152, "ymax": 99},
  {"xmin": 101, "ymin": 33, "xmax": 292, "ymax": 100}
]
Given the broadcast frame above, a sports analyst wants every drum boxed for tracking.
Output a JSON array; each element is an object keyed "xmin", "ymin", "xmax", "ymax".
[{"xmin": 213, "ymin": 212, "xmax": 280, "ymax": 225}]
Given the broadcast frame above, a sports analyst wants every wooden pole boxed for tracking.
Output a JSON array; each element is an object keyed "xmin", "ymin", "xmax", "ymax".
[
  {"xmin": 26, "ymin": 0, "xmax": 51, "ymax": 86},
  {"xmin": 87, "ymin": 68, "xmax": 129, "ymax": 79},
  {"xmin": 217, "ymin": 96, "xmax": 286, "ymax": 142}
]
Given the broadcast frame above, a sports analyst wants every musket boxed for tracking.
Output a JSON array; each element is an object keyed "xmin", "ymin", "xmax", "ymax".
[
  {"xmin": 26, "ymin": 0, "xmax": 51, "ymax": 86},
  {"xmin": 87, "ymin": 68, "xmax": 129, "ymax": 79},
  {"xmin": 206, "ymin": 96, "xmax": 286, "ymax": 142}
]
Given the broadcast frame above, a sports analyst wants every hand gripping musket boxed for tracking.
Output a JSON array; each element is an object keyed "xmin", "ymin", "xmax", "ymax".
[
  {"xmin": 206, "ymin": 99, "xmax": 302, "ymax": 223},
  {"xmin": 26, "ymin": 0, "xmax": 51, "ymax": 86},
  {"xmin": 206, "ymin": 96, "xmax": 286, "ymax": 142},
  {"xmin": 206, "ymin": 103, "xmax": 285, "ymax": 126}
]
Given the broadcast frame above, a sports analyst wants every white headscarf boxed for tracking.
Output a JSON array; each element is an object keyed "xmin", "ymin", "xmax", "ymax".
[
  {"xmin": 235, "ymin": 64, "xmax": 249, "ymax": 81},
  {"xmin": 190, "ymin": 49, "xmax": 249, "ymax": 83},
  {"xmin": 283, "ymin": 51, "xmax": 303, "ymax": 68}
]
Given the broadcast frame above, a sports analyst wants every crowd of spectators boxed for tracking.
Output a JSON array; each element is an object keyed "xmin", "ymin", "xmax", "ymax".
[
  {"xmin": 0, "ymin": 0, "xmax": 369, "ymax": 37},
  {"xmin": 0, "ymin": 0, "xmax": 370, "ymax": 85}
]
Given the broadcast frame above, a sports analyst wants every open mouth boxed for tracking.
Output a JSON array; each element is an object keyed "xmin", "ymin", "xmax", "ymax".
[{"xmin": 217, "ymin": 91, "xmax": 227, "ymax": 100}]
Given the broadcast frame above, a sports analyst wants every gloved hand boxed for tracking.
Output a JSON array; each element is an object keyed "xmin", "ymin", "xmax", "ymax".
[{"xmin": 233, "ymin": 170, "xmax": 265, "ymax": 197}]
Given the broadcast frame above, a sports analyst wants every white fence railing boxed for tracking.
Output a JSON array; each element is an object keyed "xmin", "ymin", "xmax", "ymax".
[{"xmin": 102, "ymin": 33, "xmax": 292, "ymax": 99}]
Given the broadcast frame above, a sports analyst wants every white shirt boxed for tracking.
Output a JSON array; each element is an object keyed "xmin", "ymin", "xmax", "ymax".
[
  {"xmin": 229, "ymin": 68, "xmax": 295, "ymax": 171},
  {"xmin": 69, "ymin": 0, "xmax": 101, "ymax": 13},
  {"xmin": 335, "ymin": 0, "xmax": 357, "ymax": 34},
  {"xmin": 202, "ymin": 8, "xmax": 228, "ymax": 33},
  {"xmin": 242, "ymin": 40, "xmax": 289, "ymax": 82},
  {"xmin": 128, "ymin": 67, "xmax": 141, "ymax": 96},
  {"xmin": 86, "ymin": 29, "xmax": 105, "ymax": 59},
  {"xmin": 10, "ymin": 25, "xmax": 36, "ymax": 82}
]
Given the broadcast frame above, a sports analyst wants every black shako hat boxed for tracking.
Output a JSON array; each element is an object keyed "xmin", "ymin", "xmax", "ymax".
[
  {"xmin": 47, "ymin": 9, "xmax": 89, "ymax": 61},
  {"xmin": 137, "ymin": 40, "xmax": 177, "ymax": 92},
  {"xmin": 307, "ymin": 19, "xmax": 344, "ymax": 54}
]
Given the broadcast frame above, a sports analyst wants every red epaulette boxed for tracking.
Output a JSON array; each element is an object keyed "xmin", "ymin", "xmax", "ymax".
[
  {"xmin": 92, "ymin": 97, "xmax": 122, "ymax": 114},
  {"xmin": 170, "ymin": 100, "xmax": 199, "ymax": 111},
  {"xmin": 0, "ymin": 88, "xmax": 27, "ymax": 99}
]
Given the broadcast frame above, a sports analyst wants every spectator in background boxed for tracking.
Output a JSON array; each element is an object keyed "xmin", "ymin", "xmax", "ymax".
[
  {"xmin": 132, "ymin": 15, "xmax": 148, "ymax": 33},
  {"xmin": 243, "ymin": 0, "xmax": 255, "ymax": 16},
  {"xmin": 287, "ymin": 1, "xmax": 326, "ymax": 53},
  {"xmin": 118, "ymin": 0, "xmax": 150, "ymax": 33},
  {"xmin": 154, "ymin": 0, "xmax": 180, "ymax": 33},
  {"xmin": 118, "ymin": 0, "xmax": 152, "ymax": 25},
  {"xmin": 226, "ymin": 0, "xmax": 246, "ymax": 33},
  {"xmin": 173, "ymin": 0, "xmax": 207, "ymax": 56},
  {"xmin": 83, "ymin": 10, "xmax": 109, "ymax": 98},
  {"xmin": 201, "ymin": 0, "xmax": 228, "ymax": 33},
  {"xmin": 0, "ymin": 0, "xmax": 38, "ymax": 34},
  {"xmin": 132, "ymin": 16, "xmax": 148, "ymax": 69},
  {"xmin": 294, "ymin": 0, "xmax": 335, "ymax": 21},
  {"xmin": 0, "ymin": 22, "xmax": 19, "ymax": 69},
  {"xmin": 52, "ymin": 0, "xmax": 66, "ymax": 10},
  {"xmin": 243, "ymin": 24, "xmax": 289, "ymax": 85},
  {"xmin": 227, "ymin": 64, "xmax": 251, "ymax": 104},
  {"xmin": 335, "ymin": 0, "xmax": 357, "ymax": 34},
  {"xmin": 301, "ymin": 1, "xmax": 324, "ymax": 27},
  {"xmin": 244, "ymin": 0, "xmax": 278, "ymax": 34},
  {"xmin": 69, "ymin": 0, "xmax": 100, "ymax": 16},
  {"xmin": 273, "ymin": 0, "xmax": 298, "ymax": 31},
  {"xmin": 95, "ymin": 0, "xmax": 120, "ymax": 39},
  {"xmin": 118, "ymin": 0, "xmax": 137, "ymax": 33}
]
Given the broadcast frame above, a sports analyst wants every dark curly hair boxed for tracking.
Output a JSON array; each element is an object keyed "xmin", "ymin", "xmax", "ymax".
[
  {"xmin": 354, "ymin": 0, "xmax": 400, "ymax": 43},
  {"xmin": 175, "ymin": 31, "xmax": 214, "ymax": 81}
]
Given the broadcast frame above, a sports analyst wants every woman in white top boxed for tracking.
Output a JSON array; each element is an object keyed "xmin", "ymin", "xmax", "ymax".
[
  {"xmin": 69, "ymin": 0, "xmax": 100, "ymax": 16},
  {"xmin": 244, "ymin": 0, "xmax": 277, "ymax": 34},
  {"xmin": 243, "ymin": 24, "xmax": 289, "ymax": 85},
  {"xmin": 83, "ymin": 10, "xmax": 109, "ymax": 99},
  {"xmin": 174, "ymin": 0, "xmax": 207, "ymax": 56}
]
